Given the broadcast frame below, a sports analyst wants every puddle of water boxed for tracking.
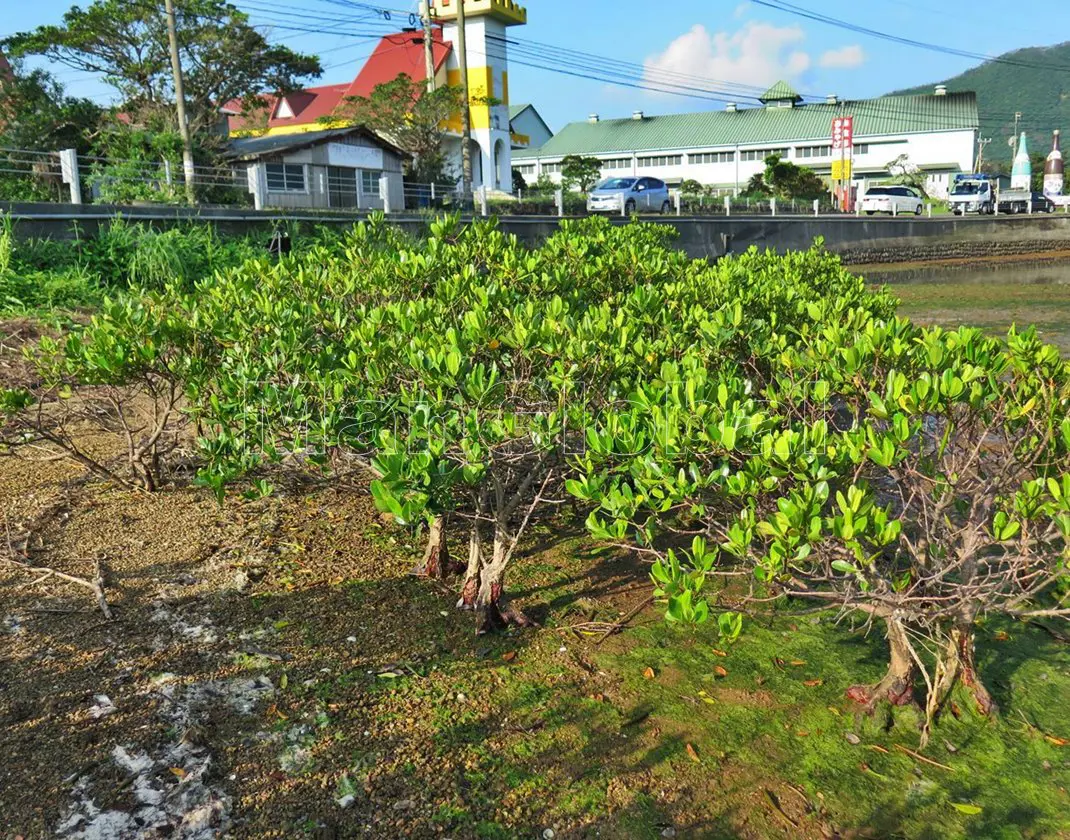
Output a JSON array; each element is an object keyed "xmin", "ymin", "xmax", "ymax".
[{"xmin": 854, "ymin": 260, "xmax": 1070, "ymax": 353}]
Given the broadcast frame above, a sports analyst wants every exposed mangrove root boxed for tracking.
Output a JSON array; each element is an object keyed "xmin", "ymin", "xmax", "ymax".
[
  {"xmin": 921, "ymin": 626, "xmax": 996, "ymax": 747},
  {"xmin": 476, "ymin": 581, "xmax": 536, "ymax": 635},
  {"xmin": 846, "ymin": 617, "xmax": 917, "ymax": 709},
  {"xmin": 412, "ymin": 516, "xmax": 459, "ymax": 579}
]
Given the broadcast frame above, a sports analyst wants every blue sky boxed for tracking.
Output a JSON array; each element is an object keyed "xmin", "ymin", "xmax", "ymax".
[{"xmin": 4, "ymin": 0, "xmax": 1065, "ymax": 129}]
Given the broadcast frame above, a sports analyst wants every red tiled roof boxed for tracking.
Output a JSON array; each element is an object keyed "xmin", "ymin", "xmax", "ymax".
[
  {"xmin": 224, "ymin": 30, "xmax": 452, "ymax": 134},
  {"xmin": 224, "ymin": 83, "xmax": 350, "ymax": 132},
  {"xmin": 345, "ymin": 30, "xmax": 452, "ymax": 100}
]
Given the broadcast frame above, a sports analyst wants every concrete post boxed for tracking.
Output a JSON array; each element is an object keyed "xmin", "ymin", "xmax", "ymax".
[
  {"xmin": 430, "ymin": 182, "xmax": 436, "ymax": 202},
  {"xmin": 927, "ymin": 203, "xmax": 932, "ymax": 218},
  {"xmin": 724, "ymin": 195, "xmax": 731, "ymax": 217},
  {"xmin": 246, "ymin": 163, "xmax": 265, "ymax": 211},
  {"xmin": 163, "ymin": 160, "xmax": 173, "ymax": 188},
  {"xmin": 1028, "ymin": 198, "xmax": 1033, "ymax": 215},
  {"xmin": 555, "ymin": 188, "xmax": 563, "ymax": 217},
  {"xmin": 620, "ymin": 196, "xmax": 627, "ymax": 217},
  {"xmin": 380, "ymin": 174, "xmax": 392, "ymax": 214},
  {"xmin": 479, "ymin": 186, "xmax": 488, "ymax": 217},
  {"xmin": 674, "ymin": 190, "xmax": 681, "ymax": 216},
  {"xmin": 58, "ymin": 149, "xmax": 82, "ymax": 205},
  {"xmin": 770, "ymin": 197, "xmax": 776, "ymax": 217},
  {"xmin": 892, "ymin": 202, "xmax": 898, "ymax": 217},
  {"xmin": 813, "ymin": 199, "xmax": 819, "ymax": 216}
]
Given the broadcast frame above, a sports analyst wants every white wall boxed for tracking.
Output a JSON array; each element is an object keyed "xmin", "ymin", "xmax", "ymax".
[{"xmin": 517, "ymin": 128, "xmax": 977, "ymax": 196}]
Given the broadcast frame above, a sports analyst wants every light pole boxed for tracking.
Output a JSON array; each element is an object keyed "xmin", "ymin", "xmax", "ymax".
[{"xmin": 164, "ymin": 0, "xmax": 196, "ymax": 205}]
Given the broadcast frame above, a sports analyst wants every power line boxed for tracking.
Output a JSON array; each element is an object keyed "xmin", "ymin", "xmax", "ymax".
[{"xmin": 749, "ymin": 0, "xmax": 1070, "ymax": 74}]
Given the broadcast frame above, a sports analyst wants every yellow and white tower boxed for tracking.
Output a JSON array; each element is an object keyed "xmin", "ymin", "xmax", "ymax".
[{"xmin": 431, "ymin": 0, "xmax": 527, "ymax": 192}]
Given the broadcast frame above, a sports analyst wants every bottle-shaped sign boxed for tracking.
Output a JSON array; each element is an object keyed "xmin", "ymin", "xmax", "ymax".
[
  {"xmin": 1044, "ymin": 130, "xmax": 1064, "ymax": 198},
  {"xmin": 1011, "ymin": 132, "xmax": 1032, "ymax": 190}
]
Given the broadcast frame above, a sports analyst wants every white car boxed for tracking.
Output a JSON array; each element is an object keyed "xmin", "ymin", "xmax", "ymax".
[{"xmin": 861, "ymin": 186, "xmax": 924, "ymax": 216}]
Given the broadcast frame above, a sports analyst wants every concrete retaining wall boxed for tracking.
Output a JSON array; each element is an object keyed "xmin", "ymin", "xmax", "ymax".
[{"xmin": 5, "ymin": 201, "xmax": 1070, "ymax": 264}]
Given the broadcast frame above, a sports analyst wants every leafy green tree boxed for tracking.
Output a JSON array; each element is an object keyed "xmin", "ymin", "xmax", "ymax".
[
  {"xmin": 741, "ymin": 172, "xmax": 771, "ymax": 198},
  {"xmin": 560, "ymin": 155, "xmax": 602, "ymax": 192},
  {"xmin": 530, "ymin": 173, "xmax": 556, "ymax": 194},
  {"xmin": 762, "ymin": 154, "xmax": 828, "ymax": 200},
  {"xmin": 0, "ymin": 58, "xmax": 100, "ymax": 152},
  {"xmin": 334, "ymin": 74, "xmax": 463, "ymax": 184},
  {"xmin": 3, "ymin": 0, "xmax": 321, "ymax": 137},
  {"xmin": 0, "ymin": 59, "xmax": 101, "ymax": 200},
  {"xmin": 511, "ymin": 167, "xmax": 527, "ymax": 194},
  {"xmin": 679, "ymin": 179, "xmax": 704, "ymax": 195}
]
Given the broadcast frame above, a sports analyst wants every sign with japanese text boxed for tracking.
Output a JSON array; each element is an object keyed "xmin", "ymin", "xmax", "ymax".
[{"xmin": 832, "ymin": 116, "xmax": 854, "ymax": 155}]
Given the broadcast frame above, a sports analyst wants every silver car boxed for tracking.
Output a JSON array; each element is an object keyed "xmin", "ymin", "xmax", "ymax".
[{"xmin": 587, "ymin": 177, "xmax": 672, "ymax": 214}]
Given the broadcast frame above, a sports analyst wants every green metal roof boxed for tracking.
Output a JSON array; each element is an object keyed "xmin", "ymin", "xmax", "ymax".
[
  {"xmin": 513, "ymin": 92, "xmax": 978, "ymax": 160},
  {"xmin": 759, "ymin": 80, "xmax": 802, "ymax": 103}
]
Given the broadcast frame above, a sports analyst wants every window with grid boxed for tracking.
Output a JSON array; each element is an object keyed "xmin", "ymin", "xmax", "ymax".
[
  {"xmin": 796, "ymin": 145, "xmax": 832, "ymax": 159},
  {"xmin": 516, "ymin": 164, "xmax": 536, "ymax": 176},
  {"xmin": 740, "ymin": 148, "xmax": 789, "ymax": 162},
  {"xmin": 690, "ymin": 152, "xmax": 734, "ymax": 165},
  {"xmin": 853, "ymin": 143, "xmax": 870, "ymax": 155},
  {"xmin": 265, "ymin": 163, "xmax": 306, "ymax": 192},
  {"xmin": 360, "ymin": 169, "xmax": 382, "ymax": 196},
  {"xmin": 601, "ymin": 158, "xmax": 632, "ymax": 170},
  {"xmin": 637, "ymin": 155, "xmax": 682, "ymax": 168}
]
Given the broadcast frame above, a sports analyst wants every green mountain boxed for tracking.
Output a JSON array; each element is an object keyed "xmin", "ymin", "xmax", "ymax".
[{"xmin": 891, "ymin": 42, "xmax": 1070, "ymax": 165}]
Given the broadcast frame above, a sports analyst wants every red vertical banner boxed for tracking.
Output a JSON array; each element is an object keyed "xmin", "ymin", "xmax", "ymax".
[
  {"xmin": 830, "ymin": 116, "xmax": 856, "ymax": 211},
  {"xmin": 832, "ymin": 116, "xmax": 855, "ymax": 212}
]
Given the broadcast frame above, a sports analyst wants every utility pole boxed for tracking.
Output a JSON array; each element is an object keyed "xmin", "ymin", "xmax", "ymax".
[
  {"xmin": 455, "ymin": 0, "xmax": 473, "ymax": 199},
  {"xmin": 421, "ymin": 1, "xmax": 436, "ymax": 92},
  {"xmin": 976, "ymin": 136, "xmax": 991, "ymax": 171},
  {"xmin": 164, "ymin": 0, "xmax": 196, "ymax": 204}
]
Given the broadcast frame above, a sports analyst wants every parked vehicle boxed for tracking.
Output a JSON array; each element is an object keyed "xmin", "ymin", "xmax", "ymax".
[
  {"xmin": 996, "ymin": 189, "xmax": 1055, "ymax": 215},
  {"xmin": 860, "ymin": 186, "xmax": 924, "ymax": 216},
  {"xmin": 949, "ymin": 175, "xmax": 995, "ymax": 215},
  {"xmin": 587, "ymin": 177, "xmax": 671, "ymax": 214}
]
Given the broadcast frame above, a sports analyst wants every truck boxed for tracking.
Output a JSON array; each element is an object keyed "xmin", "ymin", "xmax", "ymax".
[
  {"xmin": 948, "ymin": 174, "xmax": 1055, "ymax": 215},
  {"xmin": 949, "ymin": 174, "xmax": 995, "ymax": 215}
]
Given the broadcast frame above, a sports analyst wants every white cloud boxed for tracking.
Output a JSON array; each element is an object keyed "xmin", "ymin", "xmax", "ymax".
[
  {"xmin": 643, "ymin": 22, "xmax": 812, "ymax": 98},
  {"xmin": 819, "ymin": 45, "xmax": 866, "ymax": 69}
]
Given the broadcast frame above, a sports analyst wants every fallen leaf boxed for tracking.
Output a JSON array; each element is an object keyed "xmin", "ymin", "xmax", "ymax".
[
  {"xmin": 685, "ymin": 743, "xmax": 701, "ymax": 763},
  {"xmin": 845, "ymin": 733, "xmax": 861, "ymax": 745},
  {"xmin": 950, "ymin": 701, "xmax": 962, "ymax": 719},
  {"xmin": 502, "ymin": 651, "xmax": 517, "ymax": 662},
  {"xmin": 701, "ymin": 697, "xmax": 716, "ymax": 705},
  {"xmin": 643, "ymin": 667, "xmax": 656, "ymax": 680},
  {"xmin": 1044, "ymin": 735, "xmax": 1069, "ymax": 747},
  {"xmin": 589, "ymin": 693, "xmax": 604, "ymax": 703},
  {"xmin": 951, "ymin": 803, "xmax": 983, "ymax": 815},
  {"xmin": 711, "ymin": 649, "xmax": 728, "ymax": 657},
  {"xmin": 868, "ymin": 745, "xmax": 890, "ymax": 754},
  {"xmin": 828, "ymin": 706, "xmax": 842, "ymax": 716},
  {"xmin": 795, "ymin": 730, "xmax": 809, "ymax": 737},
  {"xmin": 169, "ymin": 767, "xmax": 186, "ymax": 779},
  {"xmin": 772, "ymin": 657, "xmax": 786, "ymax": 671},
  {"xmin": 714, "ymin": 665, "xmax": 728, "ymax": 678},
  {"xmin": 804, "ymin": 679, "xmax": 824, "ymax": 687},
  {"xmin": 790, "ymin": 659, "xmax": 807, "ymax": 667},
  {"xmin": 943, "ymin": 739, "xmax": 959, "ymax": 754},
  {"xmin": 993, "ymin": 631, "xmax": 1009, "ymax": 641}
]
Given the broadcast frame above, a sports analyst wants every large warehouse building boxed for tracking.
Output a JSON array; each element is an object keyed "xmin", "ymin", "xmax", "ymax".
[{"xmin": 513, "ymin": 83, "xmax": 979, "ymax": 199}]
